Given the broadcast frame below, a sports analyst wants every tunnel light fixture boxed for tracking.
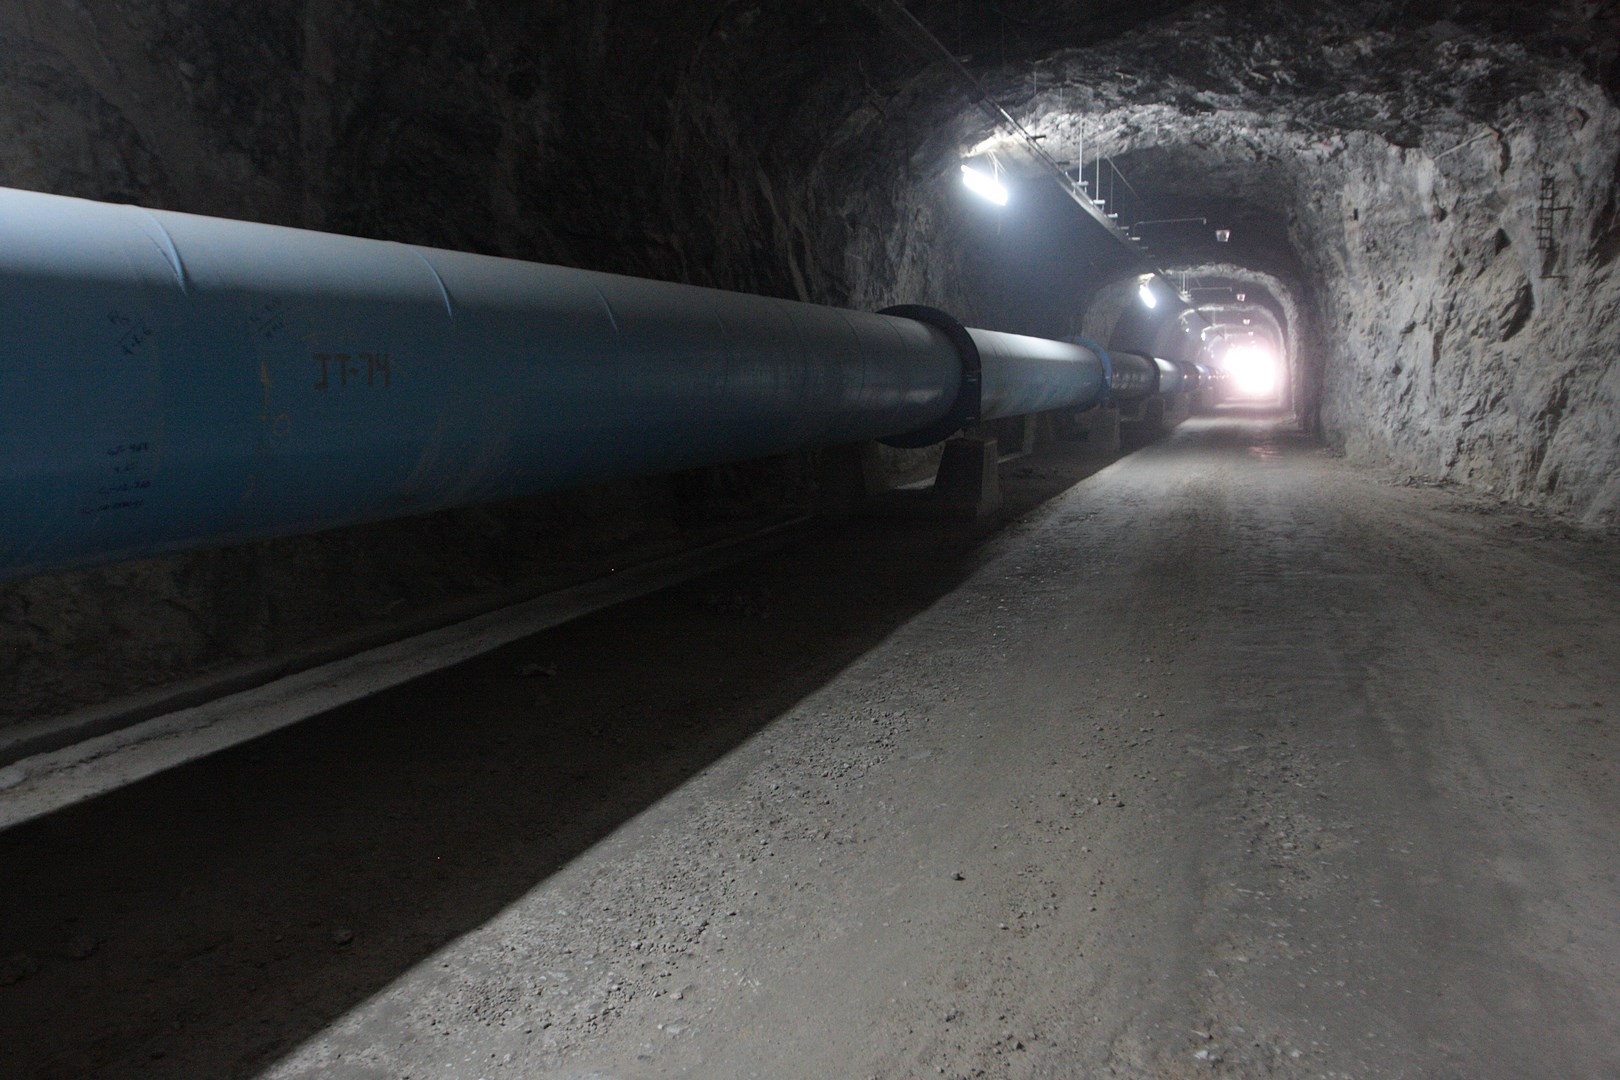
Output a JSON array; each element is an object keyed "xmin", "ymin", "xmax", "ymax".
[
  {"xmin": 888, "ymin": 10, "xmax": 1149, "ymax": 259},
  {"xmin": 1236, "ymin": 293, "xmax": 1246, "ymax": 302},
  {"xmin": 961, "ymin": 162, "xmax": 1009, "ymax": 206},
  {"xmin": 1215, "ymin": 229, "xmax": 1231, "ymax": 243}
]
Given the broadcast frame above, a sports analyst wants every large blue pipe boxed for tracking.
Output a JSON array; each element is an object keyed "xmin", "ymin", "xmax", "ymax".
[{"xmin": 0, "ymin": 186, "xmax": 1105, "ymax": 582}]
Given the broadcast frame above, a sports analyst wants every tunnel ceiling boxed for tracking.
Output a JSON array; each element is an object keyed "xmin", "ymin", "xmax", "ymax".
[{"xmin": 962, "ymin": 0, "xmax": 1616, "ymax": 272}]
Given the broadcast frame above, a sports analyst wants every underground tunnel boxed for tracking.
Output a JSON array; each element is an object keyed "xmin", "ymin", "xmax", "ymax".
[{"xmin": 1, "ymin": 2, "xmax": 1617, "ymax": 1077}]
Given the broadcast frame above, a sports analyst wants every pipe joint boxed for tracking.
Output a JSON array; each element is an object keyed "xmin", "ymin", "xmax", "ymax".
[{"xmin": 878, "ymin": 305, "xmax": 982, "ymax": 449}]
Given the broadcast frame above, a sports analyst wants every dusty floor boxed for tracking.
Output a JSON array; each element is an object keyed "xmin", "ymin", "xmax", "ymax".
[{"xmin": 2, "ymin": 413, "xmax": 1617, "ymax": 1078}]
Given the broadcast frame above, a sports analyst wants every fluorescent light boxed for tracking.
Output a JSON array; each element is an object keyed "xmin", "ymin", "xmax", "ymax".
[
  {"xmin": 961, "ymin": 164, "xmax": 1009, "ymax": 206},
  {"xmin": 1138, "ymin": 280, "xmax": 1158, "ymax": 308}
]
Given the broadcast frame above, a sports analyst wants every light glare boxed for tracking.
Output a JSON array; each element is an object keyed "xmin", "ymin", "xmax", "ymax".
[
  {"xmin": 1223, "ymin": 343, "xmax": 1279, "ymax": 398},
  {"xmin": 961, "ymin": 164, "xmax": 1009, "ymax": 206},
  {"xmin": 1138, "ymin": 281, "xmax": 1158, "ymax": 309}
]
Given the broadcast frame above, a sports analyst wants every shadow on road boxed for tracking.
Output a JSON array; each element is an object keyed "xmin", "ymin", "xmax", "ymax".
[{"xmin": 0, "ymin": 428, "xmax": 1145, "ymax": 1079}]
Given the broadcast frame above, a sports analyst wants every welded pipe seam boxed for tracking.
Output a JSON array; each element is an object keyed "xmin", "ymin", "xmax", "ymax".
[{"xmin": 875, "ymin": 304, "xmax": 982, "ymax": 450}]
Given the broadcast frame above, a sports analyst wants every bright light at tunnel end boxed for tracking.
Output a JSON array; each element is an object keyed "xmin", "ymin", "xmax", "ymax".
[
  {"xmin": 1223, "ymin": 343, "xmax": 1280, "ymax": 398},
  {"xmin": 961, "ymin": 164, "xmax": 1009, "ymax": 206}
]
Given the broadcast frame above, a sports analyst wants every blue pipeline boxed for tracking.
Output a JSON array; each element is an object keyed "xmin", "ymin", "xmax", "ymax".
[
  {"xmin": 1065, "ymin": 337, "xmax": 1114, "ymax": 401},
  {"xmin": 1102, "ymin": 350, "xmax": 1157, "ymax": 402},
  {"xmin": 0, "ymin": 186, "xmax": 1106, "ymax": 581},
  {"xmin": 1151, "ymin": 356, "xmax": 1186, "ymax": 396}
]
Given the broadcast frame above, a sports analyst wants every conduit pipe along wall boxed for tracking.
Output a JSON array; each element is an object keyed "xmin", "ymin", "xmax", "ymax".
[{"xmin": 0, "ymin": 187, "xmax": 1106, "ymax": 582}]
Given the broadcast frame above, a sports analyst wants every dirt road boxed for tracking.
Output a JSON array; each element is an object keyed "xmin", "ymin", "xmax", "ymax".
[{"xmin": 3, "ymin": 415, "xmax": 1616, "ymax": 1078}]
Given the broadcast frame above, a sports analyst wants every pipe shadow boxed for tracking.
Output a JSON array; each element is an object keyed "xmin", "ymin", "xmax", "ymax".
[{"xmin": 0, "ymin": 437, "xmax": 1116, "ymax": 1079}]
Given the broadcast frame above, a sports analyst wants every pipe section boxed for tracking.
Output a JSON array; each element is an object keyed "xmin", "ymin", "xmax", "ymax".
[
  {"xmin": 1101, "ymin": 351, "xmax": 1156, "ymax": 403},
  {"xmin": 974, "ymin": 329, "xmax": 1105, "ymax": 423},
  {"xmin": 1152, "ymin": 356, "xmax": 1186, "ymax": 396},
  {"xmin": 0, "ymin": 187, "xmax": 1105, "ymax": 581}
]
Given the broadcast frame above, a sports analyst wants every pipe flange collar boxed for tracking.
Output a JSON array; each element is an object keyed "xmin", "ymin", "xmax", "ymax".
[
  {"xmin": 1067, "ymin": 335, "xmax": 1114, "ymax": 403},
  {"xmin": 878, "ymin": 305, "xmax": 981, "ymax": 449}
]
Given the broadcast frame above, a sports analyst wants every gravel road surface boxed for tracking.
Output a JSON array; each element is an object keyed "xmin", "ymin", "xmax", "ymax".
[{"xmin": 3, "ymin": 414, "xmax": 1616, "ymax": 1078}]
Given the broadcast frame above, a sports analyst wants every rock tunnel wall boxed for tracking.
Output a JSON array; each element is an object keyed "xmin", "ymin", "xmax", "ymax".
[
  {"xmin": 1319, "ymin": 104, "xmax": 1620, "ymax": 520},
  {"xmin": 1014, "ymin": 1, "xmax": 1620, "ymax": 521}
]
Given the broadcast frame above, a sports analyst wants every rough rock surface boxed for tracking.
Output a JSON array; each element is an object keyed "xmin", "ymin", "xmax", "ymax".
[{"xmin": 999, "ymin": 1, "xmax": 1620, "ymax": 520}]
